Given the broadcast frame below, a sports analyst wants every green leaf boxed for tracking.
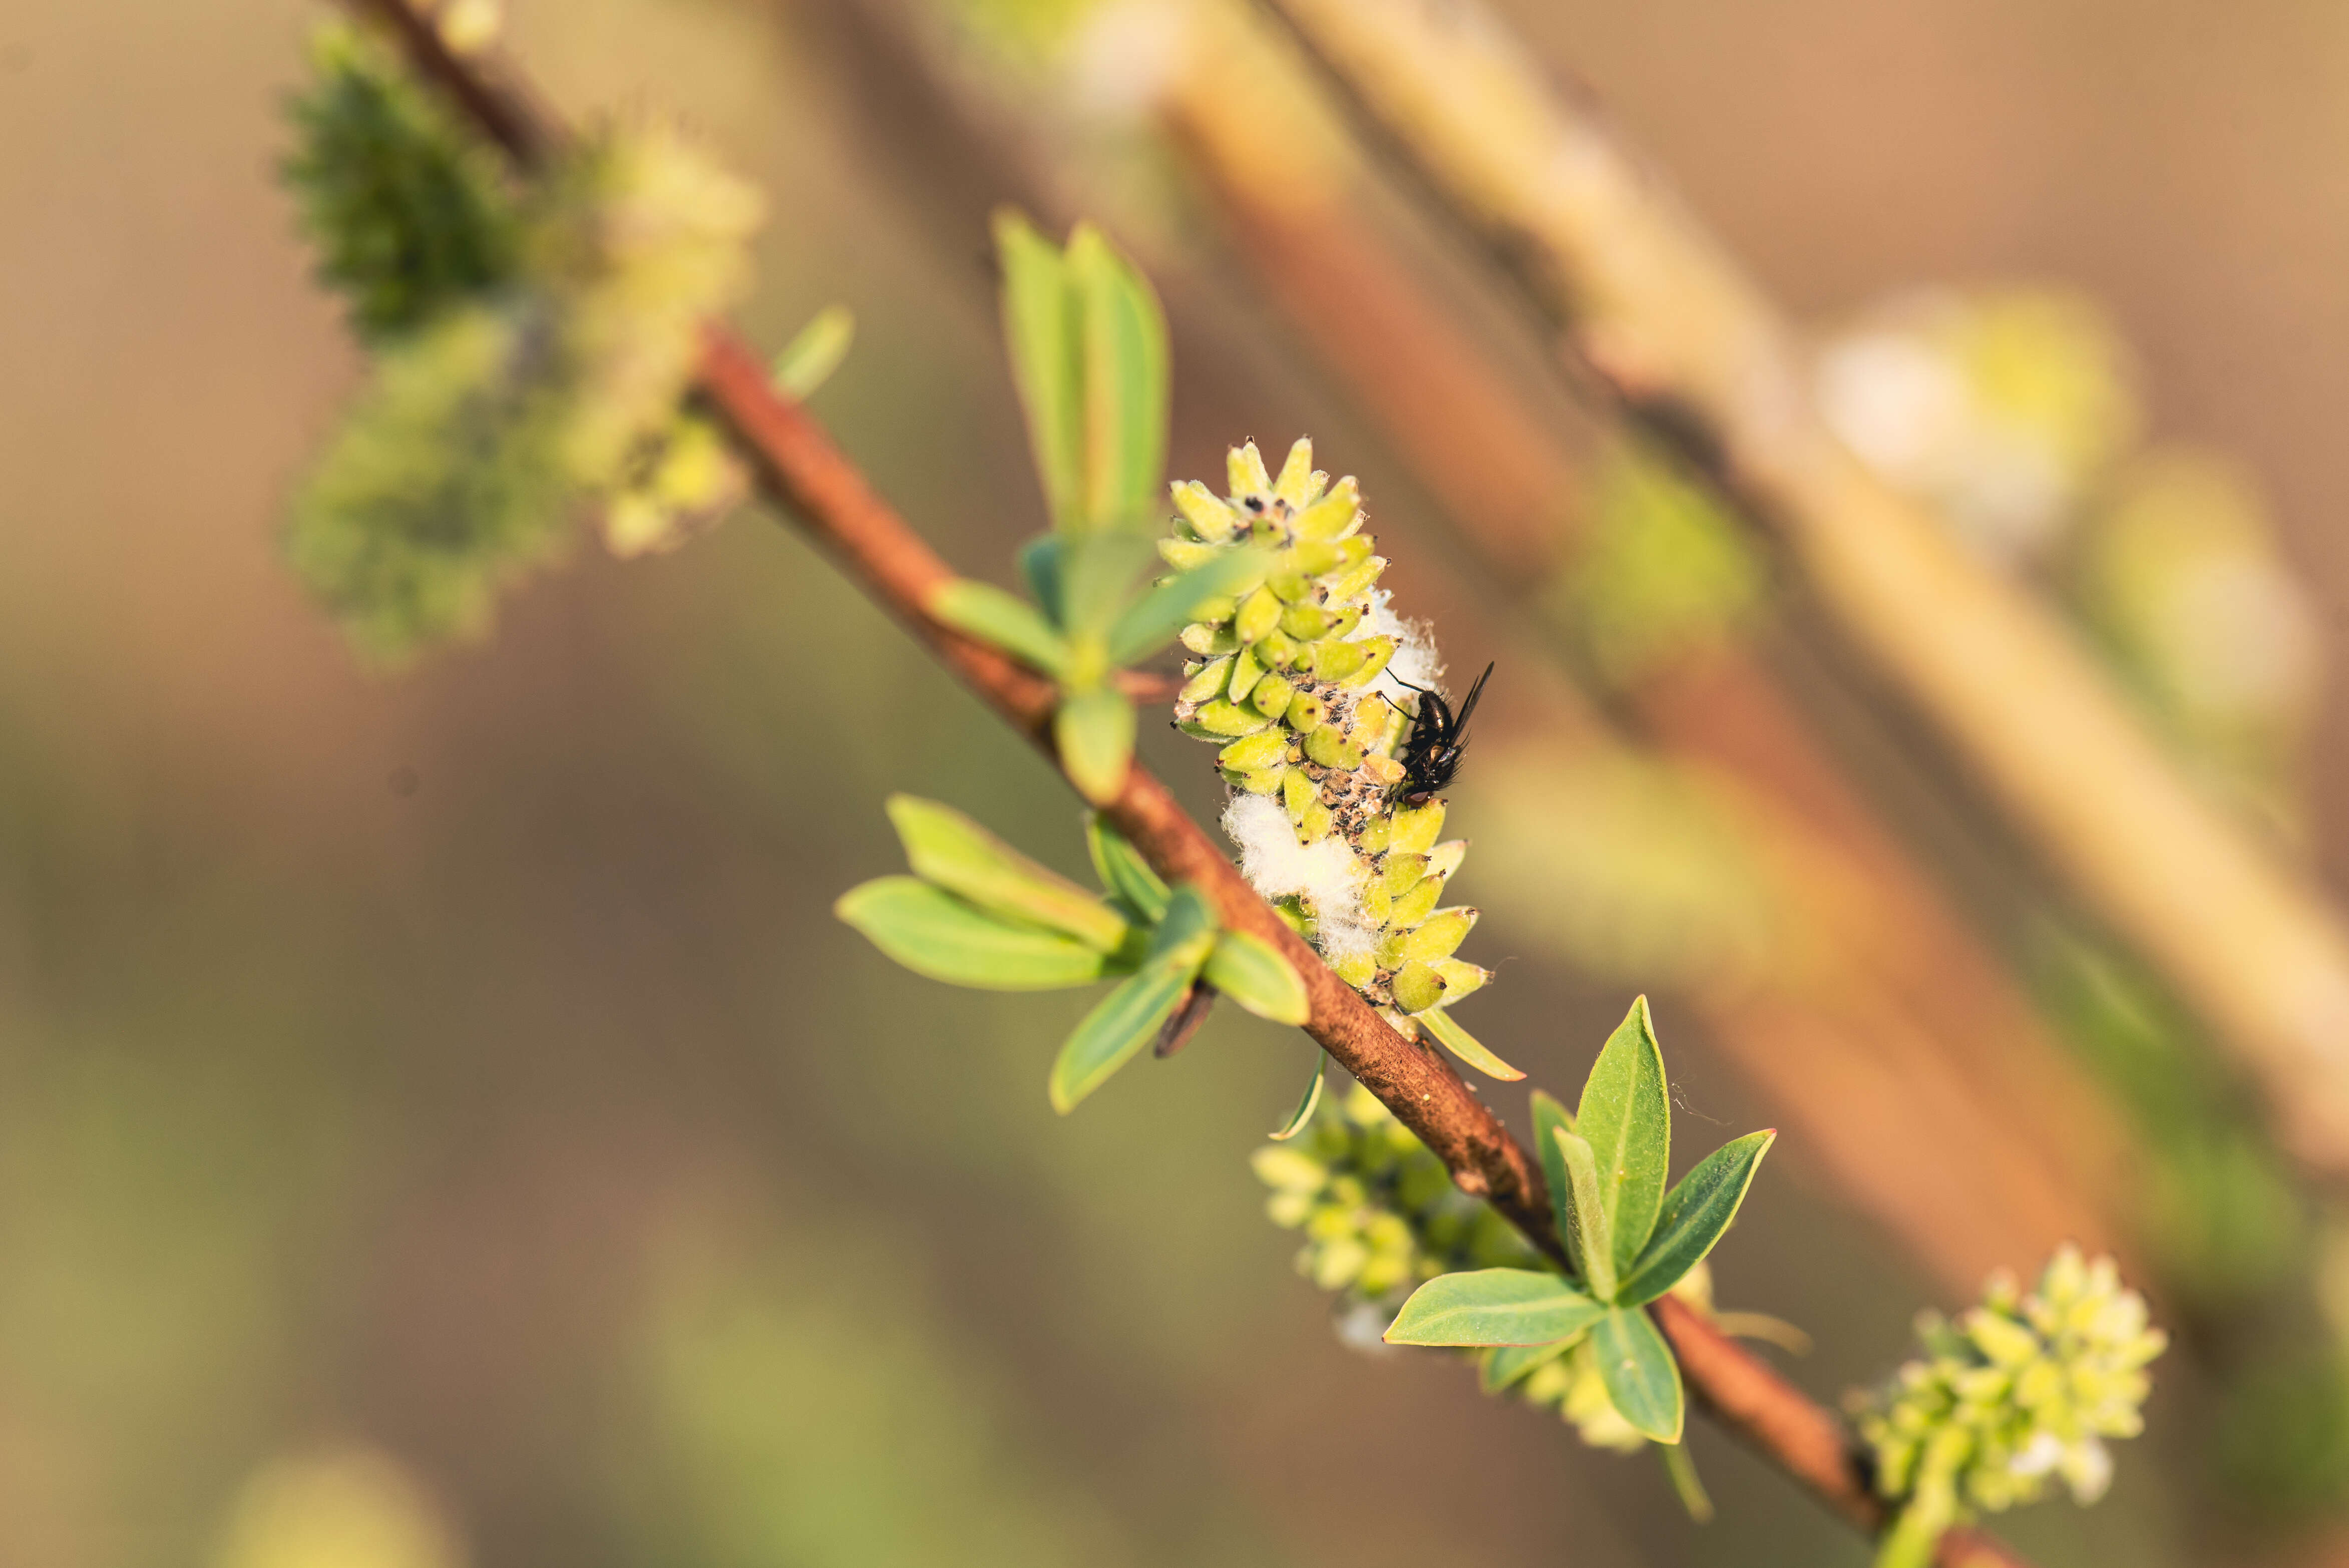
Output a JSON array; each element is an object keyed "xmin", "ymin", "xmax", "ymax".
[
  {"xmin": 1048, "ymin": 946, "xmax": 1204, "ymax": 1113},
  {"xmin": 1478, "ymin": 1338, "xmax": 1574, "ymax": 1394},
  {"xmin": 1658, "ymin": 1437, "xmax": 1714, "ymax": 1522},
  {"xmin": 1068, "ymin": 222, "xmax": 1168, "ymax": 531},
  {"xmin": 771, "ymin": 304, "xmax": 855, "ymax": 398},
  {"xmin": 836, "ymin": 877, "xmax": 1115, "ymax": 990},
  {"xmin": 1057, "ymin": 530, "xmax": 1161, "ymax": 638},
  {"xmin": 884, "ymin": 795, "xmax": 1129, "ymax": 951},
  {"xmin": 1578, "ymin": 995, "xmax": 1672, "ymax": 1280},
  {"xmin": 1056, "ymin": 687, "xmax": 1136, "ymax": 806},
  {"xmin": 1203, "ymin": 930, "xmax": 1310, "ymax": 1024},
  {"xmin": 1106, "ymin": 546, "xmax": 1275, "ymax": 666},
  {"xmin": 928, "ymin": 579, "xmax": 1070, "ymax": 676},
  {"xmin": 1616, "ymin": 1129, "xmax": 1776, "ymax": 1307},
  {"xmin": 994, "ymin": 209, "xmax": 1082, "ymax": 530},
  {"xmin": 1553, "ymin": 1127, "xmax": 1618, "ymax": 1303},
  {"xmin": 1383, "ymin": 1269, "xmax": 1605, "ymax": 1347},
  {"xmin": 1018, "ymin": 534, "xmax": 1065, "ymax": 624},
  {"xmin": 1268, "ymin": 1050, "xmax": 1326, "ymax": 1140},
  {"xmin": 1592, "ymin": 1305, "xmax": 1684, "ymax": 1443},
  {"xmin": 1417, "ymin": 1007, "xmax": 1524, "ymax": 1080},
  {"xmin": 1147, "ymin": 883, "xmax": 1220, "ymax": 966},
  {"xmin": 1084, "ymin": 813, "xmax": 1169, "ymax": 923},
  {"xmin": 1531, "ymin": 1090, "xmax": 1578, "ymax": 1275}
]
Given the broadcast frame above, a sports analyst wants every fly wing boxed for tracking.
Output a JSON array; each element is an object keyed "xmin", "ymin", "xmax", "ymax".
[{"xmin": 1451, "ymin": 662, "xmax": 1495, "ymax": 735}]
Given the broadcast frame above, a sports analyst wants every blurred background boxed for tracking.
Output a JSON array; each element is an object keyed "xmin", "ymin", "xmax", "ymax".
[{"xmin": 8, "ymin": 0, "xmax": 2349, "ymax": 1562}]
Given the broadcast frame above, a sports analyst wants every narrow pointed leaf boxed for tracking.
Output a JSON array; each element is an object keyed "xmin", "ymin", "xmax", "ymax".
[
  {"xmin": 1018, "ymin": 534, "xmax": 1065, "ymax": 623},
  {"xmin": 1106, "ymin": 548, "xmax": 1275, "ymax": 666},
  {"xmin": 1531, "ymin": 1090, "xmax": 1578, "ymax": 1274},
  {"xmin": 1658, "ymin": 1439, "xmax": 1714, "ymax": 1522},
  {"xmin": 1268, "ymin": 1050, "xmax": 1326, "ymax": 1140},
  {"xmin": 836, "ymin": 878, "xmax": 1114, "ymax": 990},
  {"xmin": 1592, "ymin": 1305, "xmax": 1684, "ymax": 1443},
  {"xmin": 1577, "ymin": 995, "xmax": 1672, "ymax": 1278},
  {"xmin": 1056, "ymin": 688, "xmax": 1136, "ymax": 806},
  {"xmin": 1553, "ymin": 1127, "xmax": 1617, "ymax": 1303},
  {"xmin": 1048, "ymin": 951, "xmax": 1203, "ymax": 1114},
  {"xmin": 1084, "ymin": 813, "xmax": 1168, "ymax": 923},
  {"xmin": 928, "ymin": 579, "xmax": 1069, "ymax": 675},
  {"xmin": 993, "ymin": 210, "xmax": 1081, "ymax": 529},
  {"xmin": 885, "ymin": 795, "xmax": 1128, "ymax": 951},
  {"xmin": 1417, "ymin": 1007, "xmax": 1524, "ymax": 1080},
  {"xmin": 1479, "ymin": 1337, "xmax": 1576, "ymax": 1394},
  {"xmin": 1203, "ymin": 930, "xmax": 1310, "ymax": 1024},
  {"xmin": 1617, "ymin": 1130, "xmax": 1777, "ymax": 1307},
  {"xmin": 1068, "ymin": 223, "xmax": 1167, "ymax": 531},
  {"xmin": 771, "ymin": 304, "xmax": 855, "ymax": 398},
  {"xmin": 1383, "ymin": 1269, "xmax": 1605, "ymax": 1347},
  {"xmin": 1146, "ymin": 883, "xmax": 1220, "ymax": 965},
  {"xmin": 1058, "ymin": 530, "xmax": 1161, "ymax": 637}
]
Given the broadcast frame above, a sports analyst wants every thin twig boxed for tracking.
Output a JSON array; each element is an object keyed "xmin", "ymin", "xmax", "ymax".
[
  {"xmin": 326, "ymin": 4, "xmax": 2027, "ymax": 1560},
  {"xmin": 1253, "ymin": 0, "xmax": 2349, "ymax": 1181}
]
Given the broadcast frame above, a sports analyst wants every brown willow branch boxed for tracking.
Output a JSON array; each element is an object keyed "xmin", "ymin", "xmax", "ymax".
[
  {"xmin": 329, "ymin": 4, "xmax": 2026, "ymax": 1561},
  {"xmin": 1254, "ymin": 0, "xmax": 2349, "ymax": 1183},
  {"xmin": 795, "ymin": 0, "xmax": 2127, "ymax": 1300}
]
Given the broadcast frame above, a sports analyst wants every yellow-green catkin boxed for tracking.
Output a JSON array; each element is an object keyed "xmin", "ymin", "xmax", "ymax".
[
  {"xmin": 1166, "ymin": 439, "xmax": 1492, "ymax": 1034},
  {"xmin": 1856, "ymin": 1248, "xmax": 2164, "ymax": 1566}
]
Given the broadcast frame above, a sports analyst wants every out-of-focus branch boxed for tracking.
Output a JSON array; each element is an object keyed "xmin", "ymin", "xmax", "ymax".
[
  {"xmin": 327, "ymin": 4, "xmax": 2032, "ymax": 1559},
  {"xmin": 1255, "ymin": 0, "xmax": 2349, "ymax": 1178}
]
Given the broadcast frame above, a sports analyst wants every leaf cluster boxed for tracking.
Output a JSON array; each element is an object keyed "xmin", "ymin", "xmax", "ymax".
[
  {"xmin": 835, "ymin": 797, "xmax": 1310, "ymax": 1113},
  {"xmin": 1384, "ymin": 999, "xmax": 1774, "ymax": 1444},
  {"xmin": 926, "ymin": 214, "xmax": 1274, "ymax": 803}
]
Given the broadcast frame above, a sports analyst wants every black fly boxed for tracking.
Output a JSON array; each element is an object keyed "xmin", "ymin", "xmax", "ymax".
[{"xmin": 1389, "ymin": 662, "xmax": 1492, "ymax": 807}]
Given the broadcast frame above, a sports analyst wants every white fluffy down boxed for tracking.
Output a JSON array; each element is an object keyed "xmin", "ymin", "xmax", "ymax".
[
  {"xmin": 1221, "ymin": 793, "xmax": 1375, "ymax": 959},
  {"xmin": 1363, "ymin": 589, "xmax": 1444, "ymax": 704}
]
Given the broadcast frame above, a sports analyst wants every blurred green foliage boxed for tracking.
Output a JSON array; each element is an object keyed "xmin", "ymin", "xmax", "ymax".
[
  {"xmin": 281, "ymin": 26, "xmax": 763, "ymax": 661},
  {"xmin": 283, "ymin": 25, "xmax": 522, "ymax": 343}
]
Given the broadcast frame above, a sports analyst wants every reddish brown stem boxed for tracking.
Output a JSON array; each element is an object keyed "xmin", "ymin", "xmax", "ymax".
[{"xmin": 325, "ymin": 7, "xmax": 2027, "ymax": 1563}]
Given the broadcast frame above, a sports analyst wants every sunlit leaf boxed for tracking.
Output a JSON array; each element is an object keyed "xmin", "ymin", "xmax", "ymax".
[
  {"xmin": 1659, "ymin": 1437, "xmax": 1714, "ymax": 1521},
  {"xmin": 1268, "ymin": 1051, "xmax": 1326, "ymax": 1141},
  {"xmin": 1105, "ymin": 548, "xmax": 1275, "ymax": 667},
  {"xmin": 1056, "ymin": 687, "xmax": 1136, "ymax": 806},
  {"xmin": 993, "ymin": 209, "xmax": 1081, "ymax": 529},
  {"xmin": 1578, "ymin": 995, "xmax": 1671, "ymax": 1278},
  {"xmin": 1018, "ymin": 534, "xmax": 1065, "ymax": 623},
  {"xmin": 1057, "ymin": 530, "xmax": 1161, "ymax": 638},
  {"xmin": 1383, "ymin": 1269, "xmax": 1604, "ymax": 1347},
  {"xmin": 1084, "ymin": 813, "xmax": 1169, "ymax": 923},
  {"xmin": 1531, "ymin": 1089, "xmax": 1577, "ymax": 1273},
  {"xmin": 1146, "ymin": 883, "xmax": 1220, "ymax": 965},
  {"xmin": 1592, "ymin": 1305, "xmax": 1683, "ymax": 1443},
  {"xmin": 1048, "ymin": 948, "xmax": 1203, "ymax": 1113},
  {"xmin": 928, "ymin": 579, "xmax": 1069, "ymax": 675},
  {"xmin": 884, "ymin": 795, "xmax": 1128, "ymax": 950},
  {"xmin": 771, "ymin": 304, "xmax": 855, "ymax": 398},
  {"xmin": 1068, "ymin": 222, "xmax": 1167, "ymax": 532},
  {"xmin": 1203, "ymin": 930, "xmax": 1310, "ymax": 1024},
  {"xmin": 1417, "ymin": 1007, "xmax": 1524, "ymax": 1080},
  {"xmin": 1554, "ymin": 1127, "xmax": 1618, "ymax": 1303},
  {"xmin": 836, "ymin": 877, "xmax": 1115, "ymax": 990},
  {"xmin": 1478, "ymin": 1338, "xmax": 1574, "ymax": 1393},
  {"xmin": 1616, "ymin": 1130, "xmax": 1776, "ymax": 1307}
]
